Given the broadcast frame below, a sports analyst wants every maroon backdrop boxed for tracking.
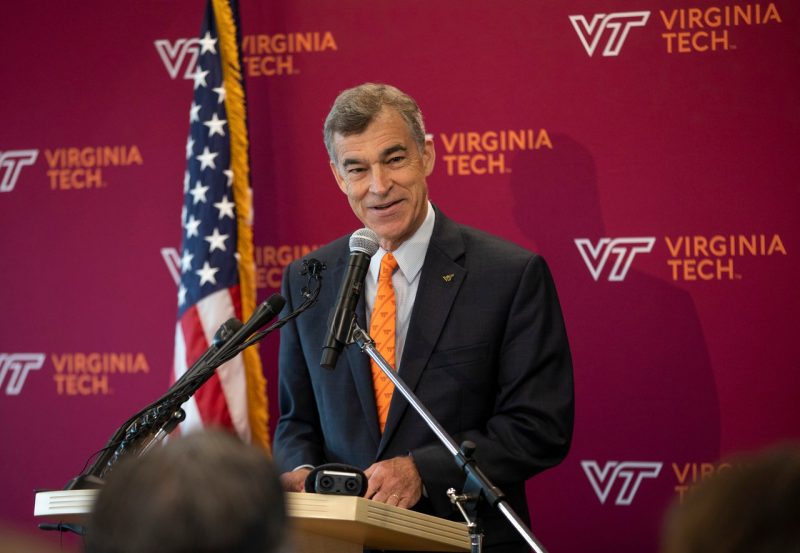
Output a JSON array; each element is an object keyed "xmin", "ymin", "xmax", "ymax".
[{"xmin": 1, "ymin": 1, "xmax": 798, "ymax": 551}]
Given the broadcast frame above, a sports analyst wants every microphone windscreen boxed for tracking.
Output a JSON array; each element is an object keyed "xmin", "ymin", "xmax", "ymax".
[
  {"xmin": 349, "ymin": 228, "xmax": 379, "ymax": 256},
  {"xmin": 264, "ymin": 293, "xmax": 286, "ymax": 316},
  {"xmin": 212, "ymin": 318, "xmax": 244, "ymax": 347}
]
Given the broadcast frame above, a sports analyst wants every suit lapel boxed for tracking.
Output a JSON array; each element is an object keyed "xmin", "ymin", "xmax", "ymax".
[
  {"xmin": 378, "ymin": 209, "xmax": 466, "ymax": 455},
  {"xmin": 346, "ymin": 295, "xmax": 382, "ymax": 447},
  {"xmin": 329, "ymin": 251, "xmax": 382, "ymax": 449}
]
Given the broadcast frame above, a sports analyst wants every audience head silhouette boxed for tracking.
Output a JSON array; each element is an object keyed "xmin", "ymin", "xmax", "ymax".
[{"xmin": 85, "ymin": 430, "xmax": 287, "ymax": 553}]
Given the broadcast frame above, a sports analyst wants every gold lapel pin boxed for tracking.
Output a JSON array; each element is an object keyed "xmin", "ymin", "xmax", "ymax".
[{"xmin": 442, "ymin": 273, "xmax": 455, "ymax": 282}]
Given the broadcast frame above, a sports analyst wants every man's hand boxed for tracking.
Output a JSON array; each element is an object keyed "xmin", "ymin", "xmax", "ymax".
[
  {"xmin": 280, "ymin": 467, "xmax": 312, "ymax": 492},
  {"xmin": 364, "ymin": 455, "xmax": 422, "ymax": 509}
]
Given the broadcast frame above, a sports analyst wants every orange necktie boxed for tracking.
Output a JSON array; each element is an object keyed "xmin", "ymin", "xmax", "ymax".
[{"xmin": 370, "ymin": 252, "xmax": 398, "ymax": 433}]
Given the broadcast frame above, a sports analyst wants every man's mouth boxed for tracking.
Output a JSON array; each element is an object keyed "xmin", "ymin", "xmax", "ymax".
[{"xmin": 371, "ymin": 200, "xmax": 401, "ymax": 211}]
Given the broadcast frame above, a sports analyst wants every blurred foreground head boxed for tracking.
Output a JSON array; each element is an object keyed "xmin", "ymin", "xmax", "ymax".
[
  {"xmin": 85, "ymin": 430, "xmax": 286, "ymax": 553},
  {"xmin": 662, "ymin": 444, "xmax": 800, "ymax": 553}
]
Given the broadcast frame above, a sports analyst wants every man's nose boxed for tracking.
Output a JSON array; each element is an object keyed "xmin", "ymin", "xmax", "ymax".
[{"xmin": 369, "ymin": 164, "xmax": 392, "ymax": 195}]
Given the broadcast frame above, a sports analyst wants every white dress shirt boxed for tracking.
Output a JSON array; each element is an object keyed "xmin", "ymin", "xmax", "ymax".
[{"xmin": 365, "ymin": 201, "xmax": 435, "ymax": 369}]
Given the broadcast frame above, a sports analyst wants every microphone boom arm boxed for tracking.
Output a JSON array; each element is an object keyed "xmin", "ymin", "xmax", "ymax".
[
  {"xmin": 350, "ymin": 321, "xmax": 548, "ymax": 553},
  {"xmin": 66, "ymin": 259, "xmax": 325, "ymax": 490}
]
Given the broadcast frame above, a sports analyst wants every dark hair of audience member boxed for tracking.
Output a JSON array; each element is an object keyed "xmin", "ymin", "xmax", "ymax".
[{"xmin": 85, "ymin": 430, "xmax": 286, "ymax": 553}]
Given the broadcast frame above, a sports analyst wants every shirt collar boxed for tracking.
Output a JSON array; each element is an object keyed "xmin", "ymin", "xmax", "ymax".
[{"xmin": 368, "ymin": 201, "xmax": 435, "ymax": 285}]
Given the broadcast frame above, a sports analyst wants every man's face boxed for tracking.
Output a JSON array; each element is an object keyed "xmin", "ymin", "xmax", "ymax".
[{"xmin": 329, "ymin": 108, "xmax": 435, "ymax": 251}]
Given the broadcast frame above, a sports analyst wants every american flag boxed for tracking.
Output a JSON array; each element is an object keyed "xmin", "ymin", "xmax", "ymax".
[{"xmin": 172, "ymin": 0, "xmax": 268, "ymax": 447}]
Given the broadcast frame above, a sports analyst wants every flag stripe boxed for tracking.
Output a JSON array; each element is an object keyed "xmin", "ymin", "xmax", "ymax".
[
  {"xmin": 180, "ymin": 305, "xmax": 212, "ymax": 374},
  {"xmin": 179, "ymin": 301, "xmax": 235, "ymax": 430},
  {"xmin": 172, "ymin": 322, "xmax": 203, "ymax": 432},
  {"xmin": 215, "ymin": 354, "xmax": 248, "ymax": 437},
  {"xmin": 194, "ymin": 285, "xmax": 239, "ymax": 344},
  {"xmin": 194, "ymin": 372, "xmax": 234, "ymax": 428}
]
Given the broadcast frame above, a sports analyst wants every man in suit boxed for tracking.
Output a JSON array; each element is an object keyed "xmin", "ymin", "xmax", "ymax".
[{"xmin": 274, "ymin": 83, "xmax": 573, "ymax": 551}]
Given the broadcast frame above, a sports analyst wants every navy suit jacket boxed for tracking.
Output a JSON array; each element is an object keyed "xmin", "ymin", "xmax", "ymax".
[{"xmin": 274, "ymin": 207, "xmax": 573, "ymax": 550}]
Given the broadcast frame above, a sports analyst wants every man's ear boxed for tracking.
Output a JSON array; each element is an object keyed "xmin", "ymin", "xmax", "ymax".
[
  {"xmin": 330, "ymin": 160, "xmax": 347, "ymax": 193},
  {"xmin": 422, "ymin": 137, "xmax": 435, "ymax": 177}
]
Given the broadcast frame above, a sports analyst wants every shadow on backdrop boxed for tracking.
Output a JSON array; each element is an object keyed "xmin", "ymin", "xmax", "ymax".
[{"xmin": 510, "ymin": 134, "xmax": 721, "ymax": 552}]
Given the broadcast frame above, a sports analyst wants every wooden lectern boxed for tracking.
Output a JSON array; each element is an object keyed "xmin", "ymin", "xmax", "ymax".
[{"xmin": 34, "ymin": 490, "xmax": 470, "ymax": 552}]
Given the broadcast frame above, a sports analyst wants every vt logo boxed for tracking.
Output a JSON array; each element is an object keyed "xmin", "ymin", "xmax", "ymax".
[
  {"xmin": 569, "ymin": 12, "xmax": 651, "ymax": 57},
  {"xmin": 575, "ymin": 237, "xmax": 656, "ymax": 281},
  {"xmin": 154, "ymin": 38, "xmax": 201, "ymax": 79},
  {"xmin": 0, "ymin": 353, "xmax": 46, "ymax": 395},
  {"xmin": 581, "ymin": 460, "xmax": 663, "ymax": 505},
  {"xmin": 0, "ymin": 150, "xmax": 38, "ymax": 193}
]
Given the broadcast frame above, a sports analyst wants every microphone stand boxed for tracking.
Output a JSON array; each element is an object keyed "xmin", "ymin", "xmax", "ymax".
[{"xmin": 350, "ymin": 321, "xmax": 548, "ymax": 553}]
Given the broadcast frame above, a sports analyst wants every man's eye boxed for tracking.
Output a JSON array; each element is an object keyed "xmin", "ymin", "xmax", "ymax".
[
  {"xmin": 388, "ymin": 156, "xmax": 405, "ymax": 164},
  {"xmin": 348, "ymin": 167, "xmax": 366, "ymax": 174}
]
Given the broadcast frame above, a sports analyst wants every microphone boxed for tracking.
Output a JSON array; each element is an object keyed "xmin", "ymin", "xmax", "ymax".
[
  {"xmin": 173, "ymin": 318, "xmax": 244, "ymax": 388},
  {"xmin": 245, "ymin": 294, "xmax": 287, "ymax": 336},
  {"xmin": 321, "ymin": 228, "xmax": 380, "ymax": 369},
  {"xmin": 208, "ymin": 294, "xmax": 286, "ymax": 366},
  {"xmin": 212, "ymin": 318, "xmax": 244, "ymax": 348}
]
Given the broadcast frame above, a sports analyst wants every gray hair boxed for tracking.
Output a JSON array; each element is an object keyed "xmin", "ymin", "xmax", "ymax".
[{"xmin": 324, "ymin": 83, "xmax": 426, "ymax": 163}]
